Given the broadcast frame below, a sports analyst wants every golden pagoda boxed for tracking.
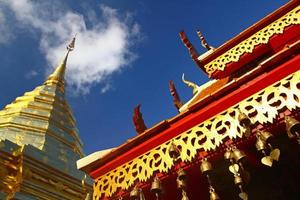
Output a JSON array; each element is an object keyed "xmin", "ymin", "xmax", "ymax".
[{"xmin": 0, "ymin": 37, "xmax": 92, "ymax": 199}]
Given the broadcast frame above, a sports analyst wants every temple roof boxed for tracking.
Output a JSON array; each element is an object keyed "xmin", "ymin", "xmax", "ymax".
[
  {"xmin": 78, "ymin": 0, "xmax": 300, "ymax": 179},
  {"xmin": 0, "ymin": 39, "xmax": 84, "ymax": 160},
  {"xmin": 200, "ymin": 1, "xmax": 300, "ymax": 78}
]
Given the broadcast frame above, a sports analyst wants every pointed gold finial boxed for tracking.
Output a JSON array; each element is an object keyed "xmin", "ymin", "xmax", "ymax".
[
  {"xmin": 67, "ymin": 34, "xmax": 76, "ymax": 52},
  {"xmin": 182, "ymin": 73, "xmax": 200, "ymax": 95},
  {"xmin": 44, "ymin": 35, "xmax": 77, "ymax": 90},
  {"xmin": 196, "ymin": 30, "xmax": 213, "ymax": 51}
]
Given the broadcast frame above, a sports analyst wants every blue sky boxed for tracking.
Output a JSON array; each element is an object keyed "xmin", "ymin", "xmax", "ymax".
[{"xmin": 0, "ymin": 0, "xmax": 288, "ymax": 155}]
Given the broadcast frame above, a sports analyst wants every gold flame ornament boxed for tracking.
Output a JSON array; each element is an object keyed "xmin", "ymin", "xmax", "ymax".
[
  {"xmin": 285, "ymin": 116, "xmax": 300, "ymax": 144},
  {"xmin": 255, "ymin": 131, "xmax": 280, "ymax": 167}
]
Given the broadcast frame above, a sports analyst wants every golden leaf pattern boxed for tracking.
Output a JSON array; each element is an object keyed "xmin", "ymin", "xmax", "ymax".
[
  {"xmin": 93, "ymin": 69, "xmax": 300, "ymax": 199},
  {"xmin": 204, "ymin": 6, "xmax": 300, "ymax": 76}
]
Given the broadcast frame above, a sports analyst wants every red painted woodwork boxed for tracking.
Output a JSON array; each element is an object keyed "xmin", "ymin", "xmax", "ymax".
[{"xmin": 91, "ymin": 53, "xmax": 300, "ymax": 179}]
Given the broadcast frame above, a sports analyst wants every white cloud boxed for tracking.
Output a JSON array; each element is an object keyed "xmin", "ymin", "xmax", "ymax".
[
  {"xmin": 100, "ymin": 83, "xmax": 112, "ymax": 94},
  {"xmin": 0, "ymin": 0, "xmax": 140, "ymax": 94},
  {"xmin": 0, "ymin": 6, "xmax": 13, "ymax": 44},
  {"xmin": 25, "ymin": 70, "xmax": 39, "ymax": 79}
]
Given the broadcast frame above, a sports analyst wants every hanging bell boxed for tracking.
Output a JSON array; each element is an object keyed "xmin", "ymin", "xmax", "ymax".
[
  {"xmin": 168, "ymin": 142, "xmax": 180, "ymax": 160},
  {"xmin": 200, "ymin": 159, "xmax": 212, "ymax": 174},
  {"xmin": 255, "ymin": 136, "xmax": 266, "ymax": 152},
  {"xmin": 177, "ymin": 168, "xmax": 187, "ymax": 189},
  {"xmin": 258, "ymin": 131, "xmax": 273, "ymax": 142},
  {"xmin": 224, "ymin": 147, "xmax": 233, "ymax": 160},
  {"xmin": 285, "ymin": 116, "xmax": 300, "ymax": 141},
  {"xmin": 238, "ymin": 185, "xmax": 248, "ymax": 200},
  {"xmin": 177, "ymin": 168, "xmax": 187, "ymax": 181},
  {"xmin": 209, "ymin": 186, "xmax": 220, "ymax": 200},
  {"xmin": 256, "ymin": 133, "xmax": 280, "ymax": 167},
  {"xmin": 177, "ymin": 177, "xmax": 187, "ymax": 189},
  {"xmin": 151, "ymin": 176, "xmax": 163, "ymax": 197},
  {"xmin": 238, "ymin": 111, "xmax": 251, "ymax": 127},
  {"xmin": 234, "ymin": 174, "xmax": 243, "ymax": 185},
  {"xmin": 181, "ymin": 190, "xmax": 189, "ymax": 200},
  {"xmin": 232, "ymin": 148, "xmax": 246, "ymax": 163},
  {"xmin": 238, "ymin": 111, "xmax": 252, "ymax": 137},
  {"xmin": 130, "ymin": 186, "xmax": 140, "ymax": 200}
]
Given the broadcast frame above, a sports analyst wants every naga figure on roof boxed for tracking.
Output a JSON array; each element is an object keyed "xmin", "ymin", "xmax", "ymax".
[
  {"xmin": 169, "ymin": 80, "xmax": 183, "ymax": 111},
  {"xmin": 182, "ymin": 73, "xmax": 201, "ymax": 96},
  {"xmin": 132, "ymin": 104, "xmax": 147, "ymax": 134}
]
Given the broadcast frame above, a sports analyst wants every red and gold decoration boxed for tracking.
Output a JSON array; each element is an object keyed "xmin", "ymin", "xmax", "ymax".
[{"xmin": 78, "ymin": 1, "xmax": 300, "ymax": 199}]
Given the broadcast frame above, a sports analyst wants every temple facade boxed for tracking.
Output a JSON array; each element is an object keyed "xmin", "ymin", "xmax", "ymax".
[
  {"xmin": 0, "ymin": 39, "xmax": 92, "ymax": 199},
  {"xmin": 79, "ymin": 1, "xmax": 300, "ymax": 200}
]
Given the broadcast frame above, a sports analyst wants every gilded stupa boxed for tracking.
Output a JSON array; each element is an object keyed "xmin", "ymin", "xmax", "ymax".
[{"xmin": 0, "ymin": 38, "xmax": 92, "ymax": 200}]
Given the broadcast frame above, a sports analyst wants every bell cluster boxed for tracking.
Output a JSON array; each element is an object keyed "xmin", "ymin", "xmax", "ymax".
[{"xmin": 115, "ymin": 115, "xmax": 300, "ymax": 200}]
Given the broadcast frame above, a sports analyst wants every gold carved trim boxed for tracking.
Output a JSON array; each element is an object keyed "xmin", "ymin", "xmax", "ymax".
[
  {"xmin": 94, "ymin": 69, "xmax": 300, "ymax": 198},
  {"xmin": 203, "ymin": 6, "xmax": 300, "ymax": 76},
  {"xmin": 0, "ymin": 146, "xmax": 23, "ymax": 198}
]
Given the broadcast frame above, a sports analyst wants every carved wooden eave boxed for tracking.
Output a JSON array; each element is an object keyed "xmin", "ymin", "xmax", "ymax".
[
  {"xmin": 80, "ymin": 38, "xmax": 300, "ymax": 198},
  {"xmin": 78, "ymin": 2, "xmax": 300, "ymax": 199},
  {"xmin": 92, "ymin": 55, "xmax": 300, "ymax": 198},
  {"xmin": 200, "ymin": 0, "xmax": 300, "ymax": 79}
]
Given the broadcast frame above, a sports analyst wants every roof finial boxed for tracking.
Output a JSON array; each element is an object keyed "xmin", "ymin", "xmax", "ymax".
[
  {"xmin": 169, "ymin": 80, "xmax": 183, "ymax": 111},
  {"xmin": 132, "ymin": 104, "xmax": 147, "ymax": 135},
  {"xmin": 196, "ymin": 30, "xmax": 213, "ymax": 51},
  {"xmin": 67, "ymin": 34, "xmax": 76, "ymax": 52},
  {"xmin": 44, "ymin": 35, "xmax": 77, "ymax": 90},
  {"xmin": 182, "ymin": 73, "xmax": 200, "ymax": 96}
]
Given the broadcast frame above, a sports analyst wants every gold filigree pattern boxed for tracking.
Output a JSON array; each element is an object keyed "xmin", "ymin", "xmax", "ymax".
[
  {"xmin": 203, "ymin": 6, "xmax": 300, "ymax": 76},
  {"xmin": 94, "ymin": 69, "xmax": 300, "ymax": 199},
  {"xmin": 0, "ymin": 147, "xmax": 23, "ymax": 197}
]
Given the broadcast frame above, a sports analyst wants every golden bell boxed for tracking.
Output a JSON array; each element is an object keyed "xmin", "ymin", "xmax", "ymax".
[
  {"xmin": 224, "ymin": 148, "xmax": 232, "ymax": 160},
  {"xmin": 200, "ymin": 159, "xmax": 212, "ymax": 174},
  {"xmin": 285, "ymin": 116, "xmax": 300, "ymax": 138},
  {"xmin": 259, "ymin": 131, "xmax": 273, "ymax": 142},
  {"xmin": 210, "ymin": 192, "xmax": 220, "ymax": 200},
  {"xmin": 239, "ymin": 192, "xmax": 248, "ymax": 200},
  {"xmin": 151, "ymin": 176, "xmax": 163, "ymax": 195},
  {"xmin": 255, "ymin": 137, "xmax": 266, "ymax": 151},
  {"xmin": 232, "ymin": 148, "xmax": 246, "ymax": 162},
  {"xmin": 234, "ymin": 175, "xmax": 243, "ymax": 185},
  {"xmin": 130, "ymin": 186, "xmax": 140, "ymax": 200},
  {"xmin": 168, "ymin": 142, "xmax": 180, "ymax": 159},
  {"xmin": 238, "ymin": 112, "xmax": 251, "ymax": 127},
  {"xmin": 176, "ymin": 177, "xmax": 187, "ymax": 189},
  {"xmin": 177, "ymin": 168, "xmax": 187, "ymax": 181},
  {"xmin": 209, "ymin": 187, "xmax": 220, "ymax": 200}
]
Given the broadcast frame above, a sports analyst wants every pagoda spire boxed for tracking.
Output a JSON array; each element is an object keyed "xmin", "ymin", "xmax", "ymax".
[
  {"xmin": 0, "ymin": 35, "xmax": 84, "ymax": 158},
  {"xmin": 44, "ymin": 36, "xmax": 76, "ymax": 90}
]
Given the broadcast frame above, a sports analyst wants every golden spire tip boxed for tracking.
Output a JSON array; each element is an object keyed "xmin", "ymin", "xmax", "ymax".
[{"xmin": 67, "ymin": 34, "xmax": 76, "ymax": 52}]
